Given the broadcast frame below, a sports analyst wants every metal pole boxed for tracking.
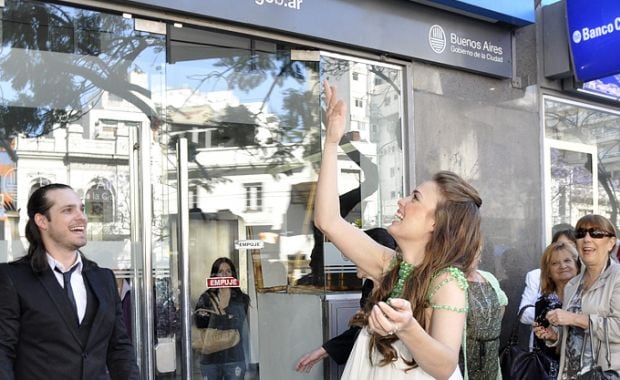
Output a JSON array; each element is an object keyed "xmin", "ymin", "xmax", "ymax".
[
  {"xmin": 176, "ymin": 138, "xmax": 192, "ymax": 379},
  {"xmin": 140, "ymin": 124, "xmax": 155, "ymax": 379},
  {"xmin": 128, "ymin": 127, "xmax": 145, "ymax": 373}
]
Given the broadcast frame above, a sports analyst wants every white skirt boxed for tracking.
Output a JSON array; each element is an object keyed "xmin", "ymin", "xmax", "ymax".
[{"xmin": 341, "ymin": 328, "xmax": 463, "ymax": 380}]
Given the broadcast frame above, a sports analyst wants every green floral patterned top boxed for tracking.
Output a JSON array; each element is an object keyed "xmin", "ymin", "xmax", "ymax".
[
  {"xmin": 427, "ymin": 267, "xmax": 469, "ymax": 313},
  {"xmin": 386, "ymin": 257, "xmax": 468, "ymax": 313}
]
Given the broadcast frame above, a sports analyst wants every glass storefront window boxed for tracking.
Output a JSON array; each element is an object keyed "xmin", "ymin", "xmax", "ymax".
[
  {"xmin": 164, "ymin": 30, "xmax": 405, "ymax": 378},
  {"xmin": 0, "ymin": 0, "xmax": 166, "ymax": 375},
  {"xmin": 0, "ymin": 2, "xmax": 406, "ymax": 378},
  {"xmin": 544, "ymin": 97, "xmax": 620, "ymax": 236},
  {"xmin": 319, "ymin": 53, "xmax": 404, "ymax": 288}
]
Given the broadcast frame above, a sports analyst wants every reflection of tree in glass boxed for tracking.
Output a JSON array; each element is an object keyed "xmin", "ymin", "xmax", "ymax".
[
  {"xmin": 547, "ymin": 102, "xmax": 620, "ymax": 224},
  {"xmin": 588, "ymin": 154, "xmax": 619, "ymax": 225},
  {"xmin": 0, "ymin": 1, "xmax": 164, "ymax": 159},
  {"xmin": 215, "ymin": 106, "xmax": 261, "ymax": 147},
  {"xmin": 167, "ymin": 104, "xmax": 263, "ymax": 192},
  {"xmin": 0, "ymin": 105, "xmax": 78, "ymax": 161},
  {"xmin": 322, "ymin": 57, "xmax": 401, "ymax": 95},
  {"xmin": 182, "ymin": 54, "xmax": 403, "ymax": 180},
  {"xmin": 173, "ymin": 51, "xmax": 323, "ymax": 182},
  {"xmin": 550, "ymin": 149, "xmax": 592, "ymax": 187},
  {"xmin": 108, "ymin": 172, "xmax": 132, "ymax": 236},
  {"xmin": 213, "ymin": 54, "xmax": 307, "ymax": 95},
  {"xmin": 550, "ymin": 149, "xmax": 594, "ymax": 225}
]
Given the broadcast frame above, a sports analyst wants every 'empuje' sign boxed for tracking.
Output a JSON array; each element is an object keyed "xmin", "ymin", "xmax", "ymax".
[{"xmin": 207, "ymin": 277, "xmax": 240, "ymax": 288}]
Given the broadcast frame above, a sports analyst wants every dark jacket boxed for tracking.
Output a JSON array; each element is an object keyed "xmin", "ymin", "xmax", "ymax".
[
  {"xmin": 322, "ymin": 279, "xmax": 373, "ymax": 365},
  {"xmin": 0, "ymin": 256, "xmax": 139, "ymax": 380}
]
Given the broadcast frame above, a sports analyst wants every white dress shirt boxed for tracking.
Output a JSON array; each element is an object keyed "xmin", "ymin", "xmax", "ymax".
[
  {"xmin": 47, "ymin": 253, "xmax": 87, "ymax": 323},
  {"xmin": 518, "ymin": 268, "xmax": 541, "ymax": 350},
  {"xmin": 518, "ymin": 268, "xmax": 541, "ymax": 325}
]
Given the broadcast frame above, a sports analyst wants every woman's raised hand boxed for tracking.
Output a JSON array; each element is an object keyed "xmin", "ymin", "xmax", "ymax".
[{"xmin": 323, "ymin": 79, "xmax": 347, "ymax": 144}]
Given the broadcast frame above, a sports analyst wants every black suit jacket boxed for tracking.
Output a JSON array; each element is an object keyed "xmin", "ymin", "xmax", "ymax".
[{"xmin": 0, "ymin": 256, "xmax": 140, "ymax": 380}]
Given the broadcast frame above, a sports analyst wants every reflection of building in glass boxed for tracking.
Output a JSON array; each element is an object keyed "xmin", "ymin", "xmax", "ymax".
[
  {"xmin": 0, "ymin": 143, "xmax": 18, "ymax": 242},
  {"xmin": 163, "ymin": 63, "xmax": 402, "ymax": 267},
  {"xmin": 7, "ymin": 60, "xmax": 402, "ymax": 277},
  {"xmin": 244, "ymin": 183, "xmax": 263, "ymax": 212},
  {"xmin": 546, "ymin": 99, "xmax": 620, "ymax": 228},
  {"xmin": 325, "ymin": 60, "xmax": 402, "ymax": 228},
  {"xmin": 164, "ymin": 86, "xmax": 317, "ymax": 261},
  {"xmin": 550, "ymin": 148, "xmax": 594, "ymax": 226},
  {"xmin": 368, "ymin": 66, "xmax": 403, "ymax": 226},
  {"xmin": 86, "ymin": 179, "xmax": 115, "ymax": 221},
  {"xmin": 13, "ymin": 72, "xmax": 148, "ymax": 245}
]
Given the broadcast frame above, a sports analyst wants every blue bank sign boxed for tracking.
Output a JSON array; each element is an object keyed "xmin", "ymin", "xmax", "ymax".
[{"xmin": 567, "ymin": 0, "xmax": 620, "ymax": 82}]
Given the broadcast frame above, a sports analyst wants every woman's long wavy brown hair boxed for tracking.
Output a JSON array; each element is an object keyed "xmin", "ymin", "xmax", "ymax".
[{"xmin": 350, "ymin": 171, "xmax": 482, "ymax": 368}]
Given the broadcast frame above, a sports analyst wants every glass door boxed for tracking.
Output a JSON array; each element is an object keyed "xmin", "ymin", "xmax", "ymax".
[
  {"xmin": 162, "ymin": 25, "xmax": 406, "ymax": 378},
  {"xmin": 0, "ymin": 3, "xmax": 408, "ymax": 377},
  {"xmin": 162, "ymin": 26, "xmax": 323, "ymax": 379},
  {"xmin": 0, "ymin": 1, "xmax": 168, "ymax": 377}
]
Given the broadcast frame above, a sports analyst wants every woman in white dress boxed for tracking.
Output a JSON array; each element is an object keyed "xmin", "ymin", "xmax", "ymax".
[{"xmin": 314, "ymin": 80, "xmax": 483, "ymax": 379}]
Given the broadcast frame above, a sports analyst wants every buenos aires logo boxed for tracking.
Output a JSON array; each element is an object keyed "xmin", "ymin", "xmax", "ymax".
[{"xmin": 429, "ymin": 24, "xmax": 446, "ymax": 54}]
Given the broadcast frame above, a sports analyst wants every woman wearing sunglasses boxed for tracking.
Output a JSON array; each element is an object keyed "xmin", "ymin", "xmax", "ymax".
[{"xmin": 534, "ymin": 214, "xmax": 620, "ymax": 379}]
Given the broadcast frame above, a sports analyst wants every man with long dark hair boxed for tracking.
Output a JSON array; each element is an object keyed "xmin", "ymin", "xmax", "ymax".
[{"xmin": 0, "ymin": 184, "xmax": 139, "ymax": 379}]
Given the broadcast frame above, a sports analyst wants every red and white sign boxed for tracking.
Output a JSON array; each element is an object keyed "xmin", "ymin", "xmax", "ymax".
[{"xmin": 206, "ymin": 277, "xmax": 240, "ymax": 288}]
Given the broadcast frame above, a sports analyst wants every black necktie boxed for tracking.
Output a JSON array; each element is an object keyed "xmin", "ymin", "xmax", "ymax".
[{"xmin": 55, "ymin": 265, "xmax": 79, "ymax": 321}]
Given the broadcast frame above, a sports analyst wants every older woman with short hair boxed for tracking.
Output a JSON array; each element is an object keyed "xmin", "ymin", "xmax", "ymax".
[
  {"xmin": 534, "ymin": 214, "xmax": 620, "ymax": 379},
  {"xmin": 532, "ymin": 241, "xmax": 580, "ymax": 377}
]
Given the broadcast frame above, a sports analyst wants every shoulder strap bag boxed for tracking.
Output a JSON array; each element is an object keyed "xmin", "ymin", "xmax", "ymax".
[
  {"xmin": 191, "ymin": 292, "xmax": 240, "ymax": 355},
  {"xmin": 500, "ymin": 304, "xmax": 556, "ymax": 380},
  {"xmin": 577, "ymin": 317, "xmax": 619, "ymax": 380}
]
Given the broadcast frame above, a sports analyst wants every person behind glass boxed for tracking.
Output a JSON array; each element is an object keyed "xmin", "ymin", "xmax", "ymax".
[
  {"xmin": 195, "ymin": 257, "xmax": 250, "ymax": 380},
  {"xmin": 0, "ymin": 184, "xmax": 139, "ymax": 380},
  {"xmin": 294, "ymin": 228, "xmax": 396, "ymax": 373},
  {"xmin": 534, "ymin": 214, "xmax": 620, "ymax": 379},
  {"xmin": 459, "ymin": 251, "xmax": 507, "ymax": 380},
  {"xmin": 531, "ymin": 241, "xmax": 580, "ymax": 375},
  {"xmin": 314, "ymin": 80, "xmax": 482, "ymax": 379},
  {"xmin": 518, "ymin": 228, "xmax": 577, "ymax": 327}
]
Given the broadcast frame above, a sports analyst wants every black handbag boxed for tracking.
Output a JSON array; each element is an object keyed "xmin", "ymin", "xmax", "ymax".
[
  {"xmin": 577, "ymin": 318, "xmax": 620, "ymax": 380},
  {"xmin": 500, "ymin": 305, "xmax": 557, "ymax": 380}
]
